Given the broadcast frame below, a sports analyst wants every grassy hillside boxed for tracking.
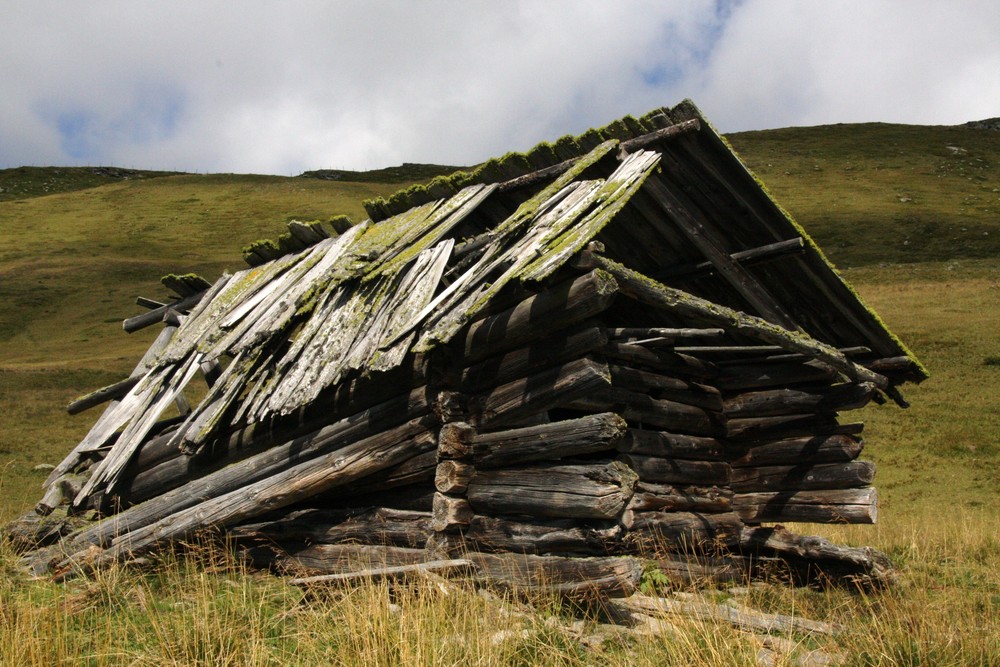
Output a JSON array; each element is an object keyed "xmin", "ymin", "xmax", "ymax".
[{"xmin": 1, "ymin": 122, "xmax": 998, "ymax": 664}]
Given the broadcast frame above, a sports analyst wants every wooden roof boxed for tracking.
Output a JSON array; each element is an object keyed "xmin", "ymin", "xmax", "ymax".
[{"xmin": 55, "ymin": 99, "xmax": 926, "ymax": 506}]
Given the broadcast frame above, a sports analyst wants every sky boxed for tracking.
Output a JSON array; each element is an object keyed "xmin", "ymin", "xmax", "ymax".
[{"xmin": 2, "ymin": 1, "xmax": 998, "ymax": 175}]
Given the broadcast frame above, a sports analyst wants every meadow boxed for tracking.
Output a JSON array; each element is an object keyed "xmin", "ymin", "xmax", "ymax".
[{"xmin": 1, "ymin": 121, "xmax": 998, "ymax": 665}]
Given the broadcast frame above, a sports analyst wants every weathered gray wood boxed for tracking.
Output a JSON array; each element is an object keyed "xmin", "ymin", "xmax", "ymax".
[
  {"xmin": 730, "ymin": 434, "xmax": 863, "ymax": 468},
  {"xmin": 620, "ymin": 454, "xmax": 731, "ymax": 486},
  {"xmin": 607, "ymin": 327, "xmax": 725, "ymax": 342},
  {"xmin": 657, "ymin": 237, "xmax": 805, "ymax": 282},
  {"xmin": 459, "ymin": 269, "xmax": 619, "ymax": 364},
  {"xmin": 437, "ymin": 422, "xmax": 476, "ymax": 460},
  {"xmin": 715, "ymin": 360, "xmax": 837, "ymax": 391},
  {"xmin": 463, "ymin": 515, "xmax": 622, "ymax": 555},
  {"xmin": 471, "ymin": 356, "xmax": 612, "ymax": 428},
  {"xmin": 608, "ymin": 364, "xmax": 723, "ymax": 411},
  {"xmin": 612, "ymin": 594, "xmax": 841, "ymax": 635},
  {"xmin": 726, "ymin": 413, "xmax": 847, "ymax": 442},
  {"xmin": 566, "ymin": 387, "xmax": 723, "ymax": 436},
  {"xmin": 467, "ymin": 552, "xmax": 643, "ymax": 599},
  {"xmin": 730, "ymin": 461, "xmax": 876, "ymax": 493},
  {"xmin": 123, "ymin": 291, "xmax": 206, "ymax": 333},
  {"xmin": 431, "ymin": 493, "xmax": 474, "ymax": 532},
  {"xmin": 121, "ymin": 385, "xmax": 434, "ymax": 504},
  {"xmin": 60, "ymin": 419, "xmax": 440, "ymax": 573},
  {"xmin": 290, "ymin": 559, "xmax": 475, "ymax": 588},
  {"xmin": 617, "ymin": 429, "xmax": 726, "ymax": 461},
  {"xmin": 724, "ymin": 382, "xmax": 875, "ymax": 418},
  {"xmin": 67, "ymin": 376, "xmax": 141, "ymax": 416},
  {"xmin": 435, "ymin": 460, "xmax": 475, "ymax": 494},
  {"xmin": 232, "ymin": 507, "xmax": 432, "ymax": 548},
  {"xmin": 467, "ymin": 461, "xmax": 637, "ymax": 521},
  {"xmin": 601, "ymin": 342, "xmax": 720, "ymax": 380},
  {"xmin": 458, "ymin": 326, "xmax": 607, "ymax": 392},
  {"xmin": 734, "ymin": 487, "xmax": 878, "ymax": 524},
  {"xmin": 469, "ymin": 412, "xmax": 627, "ymax": 469},
  {"xmin": 628, "ymin": 482, "xmax": 733, "ymax": 513},
  {"xmin": 624, "ymin": 511, "xmax": 743, "ymax": 551},
  {"xmin": 54, "ymin": 412, "xmax": 437, "ymax": 561},
  {"xmin": 259, "ymin": 544, "xmax": 427, "ymax": 575},
  {"xmin": 653, "ymin": 554, "xmax": 754, "ymax": 585},
  {"xmin": 739, "ymin": 525, "xmax": 894, "ymax": 588},
  {"xmin": 573, "ymin": 252, "xmax": 889, "ymax": 389},
  {"xmin": 325, "ymin": 450, "xmax": 437, "ymax": 497}
]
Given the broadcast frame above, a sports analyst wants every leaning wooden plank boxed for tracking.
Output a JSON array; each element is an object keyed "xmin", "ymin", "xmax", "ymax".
[
  {"xmin": 572, "ymin": 252, "xmax": 889, "ymax": 389},
  {"xmin": 466, "ymin": 461, "xmax": 637, "ymax": 521},
  {"xmin": 730, "ymin": 461, "xmax": 876, "ymax": 493},
  {"xmin": 611, "ymin": 594, "xmax": 841, "ymax": 635},
  {"xmin": 469, "ymin": 412, "xmax": 627, "ymax": 469},
  {"xmin": 52, "ymin": 399, "xmax": 435, "ymax": 559},
  {"xmin": 52, "ymin": 418, "xmax": 440, "ymax": 574},
  {"xmin": 290, "ymin": 559, "xmax": 476, "ymax": 588},
  {"xmin": 730, "ymin": 434, "xmax": 864, "ymax": 468},
  {"xmin": 471, "ymin": 356, "xmax": 612, "ymax": 428},
  {"xmin": 733, "ymin": 487, "xmax": 878, "ymax": 524},
  {"xmin": 467, "ymin": 552, "xmax": 643, "ymax": 599}
]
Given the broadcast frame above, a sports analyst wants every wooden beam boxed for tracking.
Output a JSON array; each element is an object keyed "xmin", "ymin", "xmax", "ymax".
[{"xmin": 122, "ymin": 291, "xmax": 206, "ymax": 333}]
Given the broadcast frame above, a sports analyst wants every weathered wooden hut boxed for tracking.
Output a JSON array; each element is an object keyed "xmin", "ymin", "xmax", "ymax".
[{"xmin": 11, "ymin": 100, "xmax": 925, "ymax": 593}]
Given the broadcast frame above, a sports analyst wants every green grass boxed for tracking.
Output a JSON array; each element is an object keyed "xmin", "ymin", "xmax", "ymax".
[{"xmin": 1, "ymin": 122, "xmax": 999, "ymax": 664}]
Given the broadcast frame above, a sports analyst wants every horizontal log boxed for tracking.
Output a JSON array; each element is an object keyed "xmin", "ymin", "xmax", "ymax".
[
  {"xmin": 625, "ymin": 511, "xmax": 743, "ymax": 552},
  {"xmin": 607, "ymin": 327, "xmax": 725, "ymax": 342},
  {"xmin": 730, "ymin": 434, "xmax": 863, "ymax": 468},
  {"xmin": 231, "ymin": 507, "xmax": 432, "ymax": 548},
  {"xmin": 608, "ymin": 364, "xmax": 723, "ymax": 411},
  {"xmin": 620, "ymin": 454, "xmax": 731, "ymax": 486},
  {"xmin": 467, "ymin": 552, "xmax": 643, "ymax": 599},
  {"xmin": 628, "ymin": 482, "xmax": 733, "ymax": 513},
  {"xmin": 123, "ymin": 291, "xmax": 206, "ymax": 333},
  {"xmin": 463, "ymin": 515, "xmax": 622, "ymax": 555},
  {"xmin": 733, "ymin": 487, "xmax": 878, "ymax": 524},
  {"xmin": 467, "ymin": 461, "xmax": 637, "ymax": 521},
  {"xmin": 725, "ymin": 413, "xmax": 846, "ymax": 441},
  {"xmin": 715, "ymin": 360, "xmax": 837, "ymax": 392},
  {"xmin": 723, "ymin": 382, "xmax": 875, "ymax": 418},
  {"xmin": 657, "ymin": 237, "xmax": 806, "ymax": 282},
  {"xmin": 469, "ymin": 412, "xmax": 627, "ymax": 469},
  {"xmin": 260, "ymin": 544, "xmax": 427, "ymax": 575},
  {"xmin": 617, "ymin": 429, "xmax": 726, "ymax": 461},
  {"xmin": 601, "ymin": 342, "xmax": 720, "ymax": 380},
  {"xmin": 324, "ymin": 484, "xmax": 435, "ymax": 513},
  {"xmin": 566, "ymin": 387, "xmax": 723, "ymax": 436},
  {"xmin": 460, "ymin": 269, "xmax": 618, "ymax": 365},
  {"xmin": 290, "ymin": 559, "xmax": 475, "ymax": 588},
  {"xmin": 730, "ymin": 461, "xmax": 876, "ymax": 493},
  {"xmin": 739, "ymin": 526, "xmax": 894, "ymax": 589},
  {"xmin": 458, "ymin": 326, "xmax": 607, "ymax": 393},
  {"xmin": 471, "ymin": 356, "xmax": 612, "ymax": 428}
]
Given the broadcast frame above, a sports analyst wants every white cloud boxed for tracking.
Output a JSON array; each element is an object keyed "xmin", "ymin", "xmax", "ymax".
[{"xmin": 1, "ymin": 1, "xmax": 997, "ymax": 173}]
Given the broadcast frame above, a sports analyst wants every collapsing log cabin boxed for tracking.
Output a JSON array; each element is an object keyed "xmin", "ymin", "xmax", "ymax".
[{"xmin": 11, "ymin": 99, "xmax": 926, "ymax": 593}]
